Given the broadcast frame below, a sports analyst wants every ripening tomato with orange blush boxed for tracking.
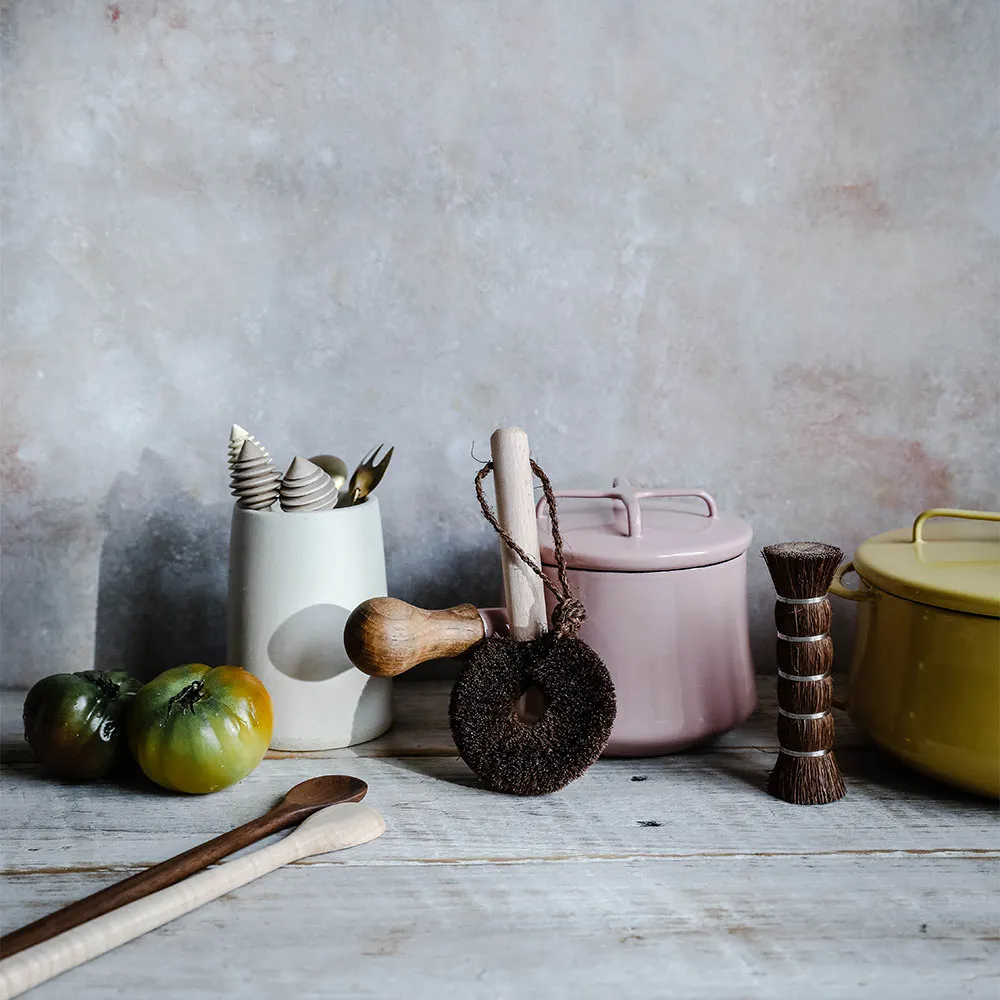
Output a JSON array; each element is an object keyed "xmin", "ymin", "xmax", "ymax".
[{"xmin": 127, "ymin": 664, "xmax": 273, "ymax": 794}]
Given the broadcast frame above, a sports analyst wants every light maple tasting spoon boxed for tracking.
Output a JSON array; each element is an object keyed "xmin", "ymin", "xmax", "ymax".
[{"xmin": 0, "ymin": 774, "xmax": 368, "ymax": 959}]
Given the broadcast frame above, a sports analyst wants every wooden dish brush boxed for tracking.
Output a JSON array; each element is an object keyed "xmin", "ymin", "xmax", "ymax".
[
  {"xmin": 346, "ymin": 428, "xmax": 616, "ymax": 796},
  {"xmin": 448, "ymin": 429, "xmax": 615, "ymax": 795}
]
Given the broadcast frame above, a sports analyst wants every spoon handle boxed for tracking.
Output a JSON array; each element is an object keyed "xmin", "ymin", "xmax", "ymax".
[
  {"xmin": 0, "ymin": 803, "xmax": 385, "ymax": 1000},
  {"xmin": 0, "ymin": 808, "xmax": 294, "ymax": 959}
]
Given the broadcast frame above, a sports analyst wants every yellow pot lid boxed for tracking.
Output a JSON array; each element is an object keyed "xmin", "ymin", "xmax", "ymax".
[{"xmin": 854, "ymin": 509, "xmax": 1000, "ymax": 618}]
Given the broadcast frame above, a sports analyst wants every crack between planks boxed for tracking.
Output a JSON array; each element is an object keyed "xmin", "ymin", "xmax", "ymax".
[
  {"xmin": 4, "ymin": 847, "xmax": 997, "ymax": 877},
  {"xmin": 293, "ymin": 848, "xmax": 1000, "ymax": 866}
]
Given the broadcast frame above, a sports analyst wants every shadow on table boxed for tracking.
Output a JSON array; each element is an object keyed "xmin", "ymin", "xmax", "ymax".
[
  {"xmin": 377, "ymin": 753, "xmax": 483, "ymax": 790},
  {"xmin": 0, "ymin": 748, "xmax": 170, "ymax": 798},
  {"xmin": 0, "ymin": 741, "xmax": 32, "ymax": 767},
  {"xmin": 699, "ymin": 739, "xmax": 997, "ymax": 811},
  {"xmin": 835, "ymin": 746, "xmax": 998, "ymax": 809},
  {"xmin": 698, "ymin": 747, "xmax": 771, "ymax": 794}
]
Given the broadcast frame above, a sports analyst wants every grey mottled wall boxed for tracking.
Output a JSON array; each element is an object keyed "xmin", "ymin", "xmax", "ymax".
[{"xmin": 2, "ymin": 0, "xmax": 998, "ymax": 686}]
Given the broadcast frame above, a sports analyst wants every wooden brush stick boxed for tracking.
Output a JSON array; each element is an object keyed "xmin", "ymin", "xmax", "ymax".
[{"xmin": 490, "ymin": 427, "xmax": 548, "ymax": 641}]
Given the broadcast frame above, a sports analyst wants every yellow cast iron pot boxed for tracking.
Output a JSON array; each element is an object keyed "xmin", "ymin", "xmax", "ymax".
[{"xmin": 830, "ymin": 509, "xmax": 1000, "ymax": 797}]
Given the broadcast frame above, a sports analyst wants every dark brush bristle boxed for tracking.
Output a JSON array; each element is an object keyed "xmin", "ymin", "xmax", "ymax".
[
  {"xmin": 777, "ymin": 713, "xmax": 835, "ymax": 752},
  {"xmin": 449, "ymin": 633, "xmax": 617, "ymax": 796},
  {"xmin": 767, "ymin": 751, "xmax": 846, "ymax": 805},
  {"xmin": 776, "ymin": 675, "xmax": 832, "ymax": 714},
  {"xmin": 762, "ymin": 542, "xmax": 844, "ymax": 599},
  {"xmin": 774, "ymin": 600, "xmax": 831, "ymax": 638},
  {"xmin": 776, "ymin": 636, "xmax": 833, "ymax": 676}
]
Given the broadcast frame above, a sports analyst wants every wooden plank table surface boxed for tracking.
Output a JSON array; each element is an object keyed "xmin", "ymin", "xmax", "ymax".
[{"xmin": 1, "ymin": 680, "xmax": 997, "ymax": 999}]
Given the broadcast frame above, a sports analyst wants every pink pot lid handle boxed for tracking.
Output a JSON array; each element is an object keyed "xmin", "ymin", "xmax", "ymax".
[{"xmin": 535, "ymin": 478, "xmax": 718, "ymax": 538}]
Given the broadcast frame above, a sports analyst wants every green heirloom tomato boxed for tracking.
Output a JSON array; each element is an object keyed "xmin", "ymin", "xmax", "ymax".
[
  {"xmin": 127, "ymin": 664, "xmax": 273, "ymax": 794},
  {"xmin": 23, "ymin": 671, "xmax": 141, "ymax": 779}
]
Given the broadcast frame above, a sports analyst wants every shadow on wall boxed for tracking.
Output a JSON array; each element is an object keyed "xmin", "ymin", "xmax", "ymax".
[
  {"xmin": 267, "ymin": 603, "xmax": 354, "ymax": 682},
  {"xmin": 398, "ymin": 546, "xmax": 501, "ymax": 612},
  {"xmin": 386, "ymin": 536, "xmax": 503, "ymax": 681},
  {"xmin": 94, "ymin": 449, "xmax": 229, "ymax": 682}
]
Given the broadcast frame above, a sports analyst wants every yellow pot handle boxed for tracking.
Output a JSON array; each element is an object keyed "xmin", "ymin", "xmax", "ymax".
[
  {"xmin": 828, "ymin": 561, "xmax": 873, "ymax": 602},
  {"xmin": 912, "ymin": 508, "xmax": 1000, "ymax": 543}
]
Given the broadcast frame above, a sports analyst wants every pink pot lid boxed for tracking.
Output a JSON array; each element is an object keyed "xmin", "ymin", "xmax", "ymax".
[{"xmin": 536, "ymin": 479, "xmax": 753, "ymax": 572}]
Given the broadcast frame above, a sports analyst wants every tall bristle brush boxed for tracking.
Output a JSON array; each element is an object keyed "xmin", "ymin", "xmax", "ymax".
[{"xmin": 761, "ymin": 542, "xmax": 847, "ymax": 805}]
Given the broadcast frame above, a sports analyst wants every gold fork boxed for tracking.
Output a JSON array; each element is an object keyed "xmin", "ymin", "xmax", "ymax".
[{"xmin": 340, "ymin": 444, "xmax": 394, "ymax": 507}]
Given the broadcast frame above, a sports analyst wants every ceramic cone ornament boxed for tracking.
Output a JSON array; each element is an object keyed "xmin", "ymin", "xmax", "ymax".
[
  {"xmin": 279, "ymin": 456, "xmax": 339, "ymax": 512},
  {"xmin": 228, "ymin": 424, "xmax": 270, "ymax": 469},
  {"xmin": 230, "ymin": 439, "xmax": 281, "ymax": 510}
]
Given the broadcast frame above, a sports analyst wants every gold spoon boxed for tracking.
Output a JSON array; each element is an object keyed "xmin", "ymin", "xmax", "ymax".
[{"xmin": 308, "ymin": 455, "xmax": 349, "ymax": 491}]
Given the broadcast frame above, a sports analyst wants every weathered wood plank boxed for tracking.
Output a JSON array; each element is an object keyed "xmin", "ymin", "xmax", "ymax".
[
  {"xmin": 0, "ymin": 680, "xmax": 876, "ymax": 762},
  {"xmin": 0, "ymin": 684, "xmax": 457, "ymax": 762},
  {"xmin": 2, "ymin": 748, "xmax": 995, "ymax": 874},
  {"xmin": 2, "ymin": 681, "xmax": 996, "ymax": 999},
  {"xmin": 2, "ymin": 857, "xmax": 996, "ymax": 1000}
]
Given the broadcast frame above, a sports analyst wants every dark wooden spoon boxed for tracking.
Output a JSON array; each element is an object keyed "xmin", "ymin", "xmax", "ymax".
[{"xmin": 0, "ymin": 774, "xmax": 367, "ymax": 958}]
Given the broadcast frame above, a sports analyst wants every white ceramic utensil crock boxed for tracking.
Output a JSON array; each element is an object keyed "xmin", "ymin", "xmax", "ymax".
[{"xmin": 227, "ymin": 498, "xmax": 391, "ymax": 750}]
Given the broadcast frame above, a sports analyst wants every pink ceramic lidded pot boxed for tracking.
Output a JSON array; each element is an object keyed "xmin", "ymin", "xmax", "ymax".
[{"xmin": 536, "ymin": 480, "xmax": 756, "ymax": 756}]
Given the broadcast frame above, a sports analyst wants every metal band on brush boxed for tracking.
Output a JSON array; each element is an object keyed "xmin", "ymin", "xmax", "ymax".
[
  {"xmin": 777, "ymin": 669, "xmax": 829, "ymax": 682},
  {"xmin": 776, "ymin": 631, "xmax": 828, "ymax": 643},
  {"xmin": 774, "ymin": 594, "xmax": 828, "ymax": 605},
  {"xmin": 778, "ymin": 708, "xmax": 829, "ymax": 720},
  {"xmin": 778, "ymin": 747, "xmax": 831, "ymax": 758}
]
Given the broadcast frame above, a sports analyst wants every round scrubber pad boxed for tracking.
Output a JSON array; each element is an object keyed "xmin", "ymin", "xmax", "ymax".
[{"xmin": 449, "ymin": 632, "xmax": 617, "ymax": 796}]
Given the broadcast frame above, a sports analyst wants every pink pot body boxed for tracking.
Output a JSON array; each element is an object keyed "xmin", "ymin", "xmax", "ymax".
[{"xmin": 542, "ymin": 554, "xmax": 756, "ymax": 756}]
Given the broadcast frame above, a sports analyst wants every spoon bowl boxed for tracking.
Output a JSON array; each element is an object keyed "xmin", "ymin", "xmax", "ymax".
[
  {"xmin": 278, "ymin": 774, "xmax": 368, "ymax": 816},
  {"xmin": 308, "ymin": 455, "xmax": 349, "ymax": 491}
]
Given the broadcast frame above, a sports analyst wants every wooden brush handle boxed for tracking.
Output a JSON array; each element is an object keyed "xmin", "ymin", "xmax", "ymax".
[
  {"xmin": 344, "ymin": 598, "xmax": 486, "ymax": 677},
  {"xmin": 0, "ymin": 804, "xmax": 383, "ymax": 1000},
  {"xmin": 489, "ymin": 427, "xmax": 547, "ymax": 641}
]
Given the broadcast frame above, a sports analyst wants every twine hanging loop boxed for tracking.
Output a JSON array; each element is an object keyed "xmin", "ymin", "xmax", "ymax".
[{"xmin": 474, "ymin": 459, "xmax": 584, "ymax": 640}]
